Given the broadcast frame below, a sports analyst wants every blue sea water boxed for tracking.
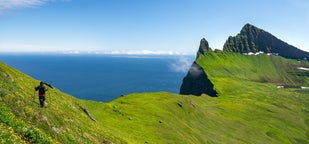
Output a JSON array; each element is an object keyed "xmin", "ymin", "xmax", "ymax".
[{"xmin": 0, "ymin": 54, "xmax": 194, "ymax": 102}]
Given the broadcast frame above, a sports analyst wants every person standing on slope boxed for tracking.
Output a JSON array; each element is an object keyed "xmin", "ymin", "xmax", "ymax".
[{"xmin": 35, "ymin": 81, "xmax": 48, "ymax": 108}]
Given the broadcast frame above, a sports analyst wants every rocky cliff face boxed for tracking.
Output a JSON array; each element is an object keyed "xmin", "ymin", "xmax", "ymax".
[
  {"xmin": 223, "ymin": 23, "xmax": 309, "ymax": 60},
  {"xmin": 198, "ymin": 38, "xmax": 212, "ymax": 54},
  {"xmin": 180, "ymin": 38, "xmax": 217, "ymax": 97},
  {"xmin": 180, "ymin": 62, "xmax": 217, "ymax": 96},
  {"xmin": 180, "ymin": 23, "xmax": 309, "ymax": 96}
]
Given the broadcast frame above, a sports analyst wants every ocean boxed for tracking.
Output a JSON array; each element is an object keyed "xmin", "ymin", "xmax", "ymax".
[{"xmin": 0, "ymin": 54, "xmax": 194, "ymax": 102}]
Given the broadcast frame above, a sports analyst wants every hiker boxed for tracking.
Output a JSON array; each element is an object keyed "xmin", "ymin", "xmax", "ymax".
[{"xmin": 35, "ymin": 81, "xmax": 48, "ymax": 108}]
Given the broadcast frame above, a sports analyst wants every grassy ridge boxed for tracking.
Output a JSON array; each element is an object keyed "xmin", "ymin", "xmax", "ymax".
[
  {"xmin": 196, "ymin": 52, "xmax": 309, "ymax": 95},
  {"xmin": 0, "ymin": 62, "xmax": 125, "ymax": 143},
  {"xmin": 1, "ymin": 52, "xmax": 309, "ymax": 143},
  {"xmin": 82, "ymin": 52, "xmax": 309, "ymax": 143},
  {"xmin": 83, "ymin": 89, "xmax": 309, "ymax": 143}
]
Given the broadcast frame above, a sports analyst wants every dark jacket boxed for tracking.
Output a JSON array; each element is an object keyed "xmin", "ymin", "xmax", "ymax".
[{"xmin": 35, "ymin": 85, "xmax": 47, "ymax": 96}]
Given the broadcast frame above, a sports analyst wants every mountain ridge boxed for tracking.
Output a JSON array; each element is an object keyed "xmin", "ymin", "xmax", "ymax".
[
  {"xmin": 181, "ymin": 23, "xmax": 308, "ymax": 96},
  {"xmin": 223, "ymin": 23, "xmax": 309, "ymax": 60}
]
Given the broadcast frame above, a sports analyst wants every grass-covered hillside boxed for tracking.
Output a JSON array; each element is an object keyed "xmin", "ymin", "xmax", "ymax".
[
  {"xmin": 0, "ymin": 62, "xmax": 125, "ymax": 143},
  {"xmin": 196, "ymin": 52, "xmax": 309, "ymax": 95},
  {"xmin": 1, "ymin": 52, "xmax": 309, "ymax": 143}
]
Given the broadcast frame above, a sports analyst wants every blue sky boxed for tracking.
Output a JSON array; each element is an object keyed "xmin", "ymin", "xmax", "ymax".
[{"xmin": 0, "ymin": 0, "xmax": 308, "ymax": 54}]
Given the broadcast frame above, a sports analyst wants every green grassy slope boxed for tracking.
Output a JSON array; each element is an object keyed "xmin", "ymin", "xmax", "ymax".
[
  {"xmin": 82, "ymin": 52, "xmax": 309, "ymax": 143},
  {"xmin": 1, "ymin": 52, "xmax": 309, "ymax": 143},
  {"xmin": 0, "ymin": 62, "xmax": 125, "ymax": 143},
  {"xmin": 196, "ymin": 52, "xmax": 309, "ymax": 95}
]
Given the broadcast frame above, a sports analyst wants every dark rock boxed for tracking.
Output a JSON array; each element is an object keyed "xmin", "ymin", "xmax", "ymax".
[
  {"xmin": 198, "ymin": 38, "xmax": 212, "ymax": 54},
  {"xmin": 177, "ymin": 103, "xmax": 183, "ymax": 108},
  {"xmin": 223, "ymin": 23, "xmax": 309, "ymax": 60},
  {"xmin": 180, "ymin": 61, "xmax": 217, "ymax": 97}
]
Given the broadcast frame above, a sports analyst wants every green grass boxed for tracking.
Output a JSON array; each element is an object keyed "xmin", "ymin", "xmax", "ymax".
[
  {"xmin": 0, "ymin": 52, "xmax": 309, "ymax": 143},
  {"xmin": 196, "ymin": 52, "xmax": 309, "ymax": 95},
  {"xmin": 0, "ymin": 62, "xmax": 125, "ymax": 143}
]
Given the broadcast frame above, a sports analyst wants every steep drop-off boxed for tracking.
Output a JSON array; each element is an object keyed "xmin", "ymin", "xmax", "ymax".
[
  {"xmin": 98, "ymin": 51, "xmax": 309, "ymax": 143},
  {"xmin": 180, "ymin": 61, "xmax": 217, "ymax": 96},
  {"xmin": 1, "ymin": 23, "xmax": 309, "ymax": 143},
  {"xmin": 180, "ymin": 38, "xmax": 217, "ymax": 96},
  {"xmin": 1, "ymin": 52, "xmax": 309, "ymax": 143}
]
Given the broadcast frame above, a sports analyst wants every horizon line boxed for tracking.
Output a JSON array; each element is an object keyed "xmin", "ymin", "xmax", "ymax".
[{"xmin": 0, "ymin": 50, "xmax": 196, "ymax": 56}]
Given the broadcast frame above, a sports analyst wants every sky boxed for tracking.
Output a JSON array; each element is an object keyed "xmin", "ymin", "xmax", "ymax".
[{"xmin": 0, "ymin": 0, "xmax": 308, "ymax": 54}]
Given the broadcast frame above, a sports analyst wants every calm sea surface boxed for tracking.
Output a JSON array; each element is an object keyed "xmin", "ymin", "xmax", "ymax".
[{"xmin": 0, "ymin": 54, "xmax": 194, "ymax": 102}]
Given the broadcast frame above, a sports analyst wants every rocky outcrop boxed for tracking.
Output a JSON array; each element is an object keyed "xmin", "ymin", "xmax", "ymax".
[
  {"xmin": 180, "ymin": 38, "xmax": 217, "ymax": 97},
  {"xmin": 198, "ymin": 38, "xmax": 212, "ymax": 54},
  {"xmin": 223, "ymin": 23, "xmax": 309, "ymax": 60},
  {"xmin": 180, "ymin": 62, "xmax": 217, "ymax": 96}
]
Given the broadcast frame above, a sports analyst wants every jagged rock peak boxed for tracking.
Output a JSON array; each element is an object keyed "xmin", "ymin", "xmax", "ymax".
[
  {"xmin": 198, "ymin": 38, "xmax": 212, "ymax": 54},
  {"xmin": 223, "ymin": 23, "xmax": 309, "ymax": 59},
  {"xmin": 241, "ymin": 23, "xmax": 260, "ymax": 32}
]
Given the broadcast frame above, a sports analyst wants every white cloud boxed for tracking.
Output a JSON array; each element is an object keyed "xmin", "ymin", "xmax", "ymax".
[
  {"xmin": 102, "ymin": 50, "xmax": 194, "ymax": 55},
  {"xmin": 0, "ymin": 0, "xmax": 45, "ymax": 10},
  {"xmin": 169, "ymin": 56, "xmax": 194, "ymax": 73},
  {"xmin": 0, "ymin": 43, "xmax": 195, "ymax": 55},
  {"xmin": 0, "ymin": 0, "xmax": 70, "ymax": 14}
]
